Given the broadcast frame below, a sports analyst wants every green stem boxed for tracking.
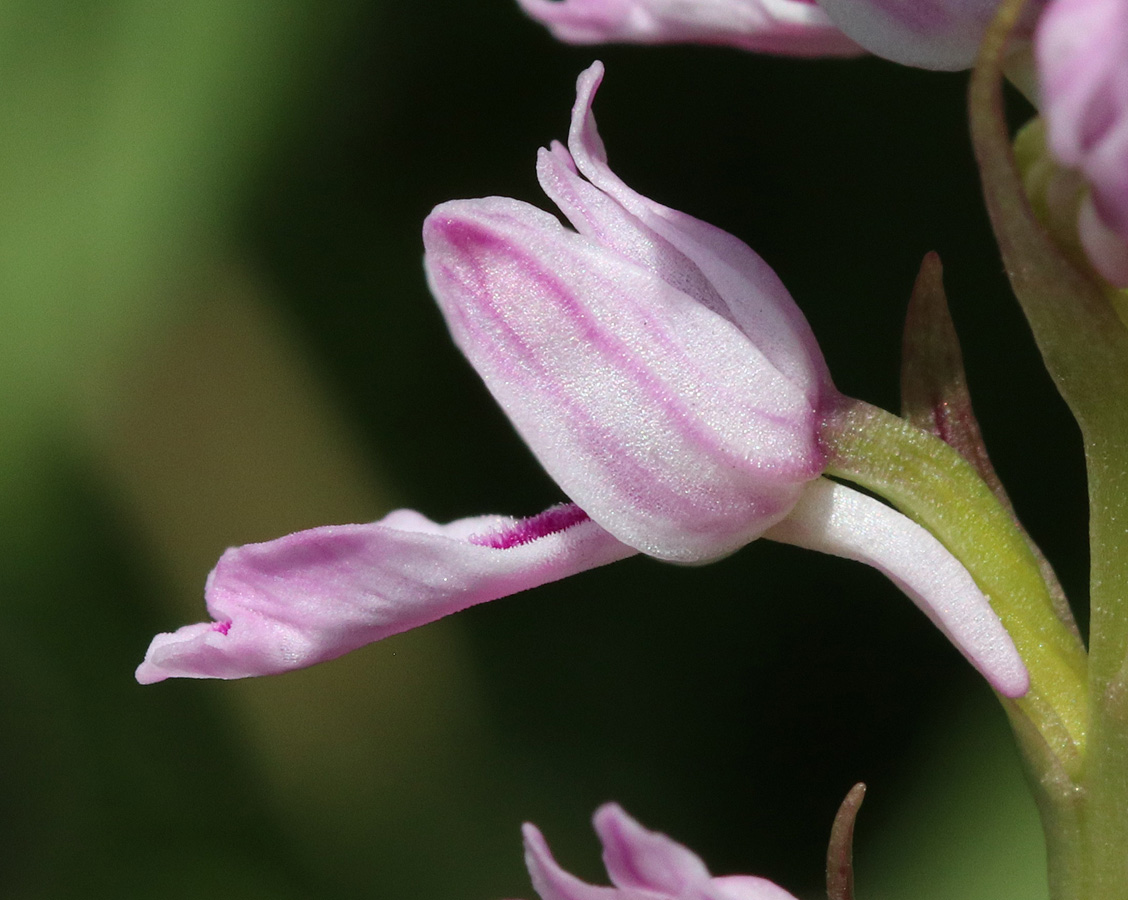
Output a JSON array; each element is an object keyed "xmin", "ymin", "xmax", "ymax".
[
  {"xmin": 1081, "ymin": 457, "xmax": 1128, "ymax": 899},
  {"xmin": 821, "ymin": 399, "xmax": 1088, "ymax": 771},
  {"xmin": 970, "ymin": 0, "xmax": 1128, "ymax": 895}
]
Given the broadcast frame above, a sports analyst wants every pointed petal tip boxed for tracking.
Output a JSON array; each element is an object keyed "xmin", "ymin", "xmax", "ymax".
[
  {"xmin": 135, "ymin": 620, "xmax": 265, "ymax": 684},
  {"xmin": 579, "ymin": 59, "xmax": 605, "ymax": 84},
  {"xmin": 592, "ymin": 801, "xmax": 626, "ymax": 827},
  {"xmin": 521, "ymin": 822, "xmax": 577, "ymax": 899},
  {"xmin": 134, "ymin": 662, "xmax": 166, "ymax": 685},
  {"xmin": 521, "ymin": 821, "xmax": 543, "ymax": 851}
]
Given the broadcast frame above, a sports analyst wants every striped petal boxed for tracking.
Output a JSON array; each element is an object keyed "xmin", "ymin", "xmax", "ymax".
[
  {"xmin": 424, "ymin": 197, "xmax": 821, "ymax": 562},
  {"xmin": 545, "ymin": 62, "xmax": 834, "ymax": 403},
  {"xmin": 423, "ymin": 63, "xmax": 831, "ymax": 562},
  {"xmin": 135, "ymin": 504, "xmax": 634, "ymax": 683}
]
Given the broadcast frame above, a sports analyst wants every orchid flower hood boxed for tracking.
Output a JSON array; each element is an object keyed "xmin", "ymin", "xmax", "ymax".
[
  {"xmin": 1037, "ymin": 0, "xmax": 1128, "ymax": 286},
  {"xmin": 425, "ymin": 62, "xmax": 832, "ymax": 564},
  {"xmin": 521, "ymin": 803, "xmax": 801, "ymax": 900},
  {"xmin": 136, "ymin": 62, "xmax": 1028, "ymax": 700},
  {"xmin": 515, "ymin": 0, "xmax": 863, "ymax": 57}
]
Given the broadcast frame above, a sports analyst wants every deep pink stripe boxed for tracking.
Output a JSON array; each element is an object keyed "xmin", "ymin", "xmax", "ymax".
[
  {"xmin": 435, "ymin": 242, "xmax": 818, "ymax": 532},
  {"xmin": 438, "ymin": 218, "xmax": 818, "ymax": 480},
  {"xmin": 467, "ymin": 503, "xmax": 591, "ymax": 549}
]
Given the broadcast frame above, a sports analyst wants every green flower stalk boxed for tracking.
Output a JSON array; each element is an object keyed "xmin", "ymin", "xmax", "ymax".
[{"xmin": 971, "ymin": 0, "xmax": 1128, "ymax": 895}]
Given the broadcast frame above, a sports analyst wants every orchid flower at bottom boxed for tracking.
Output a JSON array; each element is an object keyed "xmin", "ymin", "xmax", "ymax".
[{"xmin": 517, "ymin": 802, "xmax": 800, "ymax": 900}]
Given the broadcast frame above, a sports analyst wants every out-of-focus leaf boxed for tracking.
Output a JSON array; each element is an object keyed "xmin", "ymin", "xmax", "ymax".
[{"xmin": 0, "ymin": 0, "xmax": 359, "ymax": 500}]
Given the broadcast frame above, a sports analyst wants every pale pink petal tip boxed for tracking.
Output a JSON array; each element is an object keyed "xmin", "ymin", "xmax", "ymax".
[
  {"xmin": 516, "ymin": 0, "xmax": 863, "ymax": 57},
  {"xmin": 521, "ymin": 803, "xmax": 800, "ymax": 900},
  {"xmin": 135, "ymin": 623, "xmax": 228, "ymax": 685},
  {"xmin": 135, "ymin": 505, "xmax": 635, "ymax": 684},
  {"xmin": 766, "ymin": 479, "xmax": 1030, "ymax": 698}
]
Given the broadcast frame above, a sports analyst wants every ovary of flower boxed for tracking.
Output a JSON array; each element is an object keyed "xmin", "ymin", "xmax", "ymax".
[
  {"xmin": 515, "ymin": 0, "xmax": 863, "ymax": 57},
  {"xmin": 1037, "ymin": 0, "xmax": 1128, "ymax": 286},
  {"xmin": 520, "ymin": 803, "xmax": 800, "ymax": 900},
  {"xmin": 135, "ymin": 62, "xmax": 1028, "ymax": 700}
]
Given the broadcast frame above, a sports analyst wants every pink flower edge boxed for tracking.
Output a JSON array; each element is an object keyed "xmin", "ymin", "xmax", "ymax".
[
  {"xmin": 521, "ymin": 802, "xmax": 801, "ymax": 900},
  {"xmin": 135, "ymin": 504, "xmax": 635, "ymax": 684},
  {"xmin": 516, "ymin": 0, "xmax": 863, "ymax": 57}
]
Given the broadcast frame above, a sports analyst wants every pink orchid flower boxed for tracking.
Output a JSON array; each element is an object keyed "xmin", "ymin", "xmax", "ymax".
[
  {"xmin": 136, "ymin": 63, "xmax": 1028, "ymax": 699},
  {"xmin": 515, "ymin": 0, "xmax": 863, "ymax": 57},
  {"xmin": 1037, "ymin": 0, "xmax": 1128, "ymax": 286},
  {"xmin": 813, "ymin": 0, "xmax": 1046, "ymax": 69},
  {"xmin": 519, "ymin": 803, "xmax": 800, "ymax": 900}
]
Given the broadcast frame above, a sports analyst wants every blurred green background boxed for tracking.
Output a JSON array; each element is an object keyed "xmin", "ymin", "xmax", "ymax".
[{"xmin": 0, "ymin": 2, "xmax": 1085, "ymax": 897}]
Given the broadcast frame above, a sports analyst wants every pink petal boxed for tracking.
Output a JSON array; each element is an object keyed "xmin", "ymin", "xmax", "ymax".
[
  {"xmin": 423, "ymin": 196, "xmax": 821, "ymax": 563},
  {"xmin": 523, "ymin": 824, "xmax": 622, "ymax": 900},
  {"xmin": 594, "ymin": 803, "xmax": 713, "ymax": 893},
  {"xmin": 515, "ymin": 0, "xmax": 863, "ymax": 57},
  {"xmin": 423, "ymin": 63, "xmax": 836, "ymax": 562},
  {"xmin": 1038, "ymin": 0, "xmax": 1128, "ymax": 284},
  {"xmin": 764, "ymin": 478, "xmax": 1030, "ymax": 697},
  {"xmin": 134, "ymin": 504, "xmax": 634, "ymax": 684},
  {"xmin": 814, "ymin": 0, "xmax": 1046, "ymax": 69},
  {"xmin": 523, "ymin": 805, "xmax": 801, "ymax": 900},
  {"xmin": 594, "ymin": 807, "xmax": 800, "ymax": 900},
  {"xmin": 563, "ymin": 63, "xmax": 834, "ymax": 406}
]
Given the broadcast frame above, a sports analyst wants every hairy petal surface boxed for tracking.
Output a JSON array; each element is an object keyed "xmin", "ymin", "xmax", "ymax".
[
  {"xmin": 522, "ymin": 804, "xmax": 800, "ymax": 900},
  {"xmin": 815, "ymin": 0, "xmax": 1045, "ymax": 69},
  {"xmin": 135, "ymin": 504, "xmax": 634, "ymax": 683},
  {"xmin": 765, "ymin": 478, "xmax": 1030, "ymax": 697},
  {"xmin": 1038, "ymin": 0, "xmax": 1128, "ymax": 285},
  {"xmin": 515, "ymin": 0, "xmax": 863, "ymax": 56}
]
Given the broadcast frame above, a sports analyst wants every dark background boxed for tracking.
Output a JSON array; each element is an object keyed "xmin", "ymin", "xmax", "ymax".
[{"xmin": 0, "ymin": 2, "xmax": 1081, "ymax": 897}]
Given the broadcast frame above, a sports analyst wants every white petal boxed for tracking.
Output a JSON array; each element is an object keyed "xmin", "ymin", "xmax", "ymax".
[{"xmin": 765, "ymin": 478, "xmax": 1030, "ymax": 697}]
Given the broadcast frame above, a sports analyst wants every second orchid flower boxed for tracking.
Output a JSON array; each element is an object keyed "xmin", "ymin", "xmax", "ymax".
[{"xmin": 136, "ymin": 62, "xmax": 1027, "ymax": 700}]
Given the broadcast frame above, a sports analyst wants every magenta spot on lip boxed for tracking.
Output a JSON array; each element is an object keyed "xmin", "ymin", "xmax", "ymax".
[
  {"xmin": 211, "ymin": 620, "xmax": 232, "ymax": 636},
  {"xmin": 469, "ymin": 503, "xmax": 590, "ymax": 549}
]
